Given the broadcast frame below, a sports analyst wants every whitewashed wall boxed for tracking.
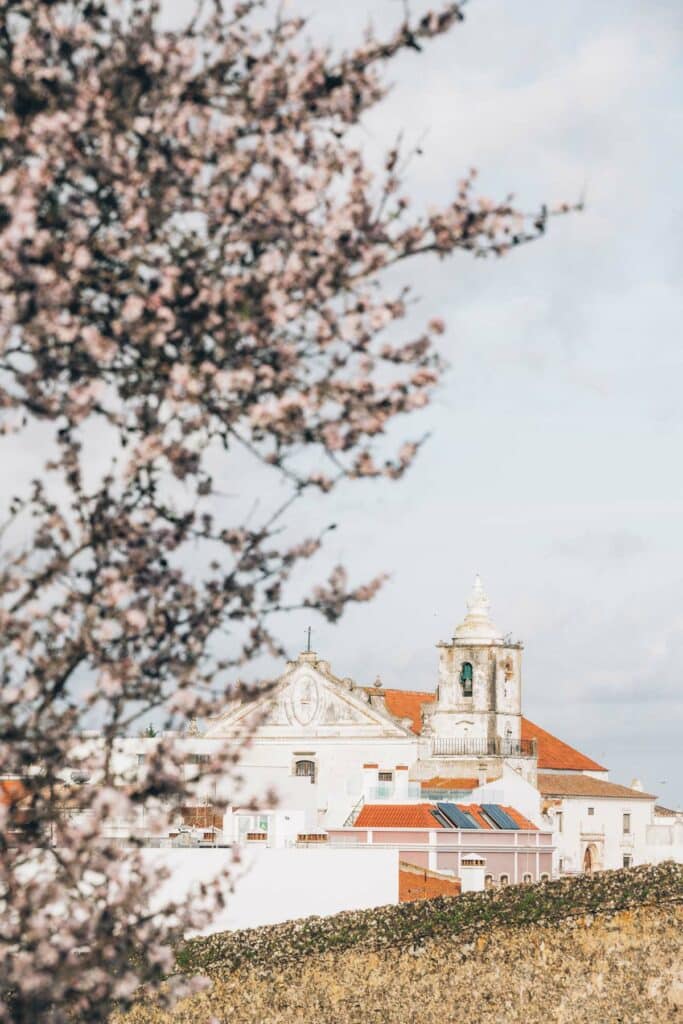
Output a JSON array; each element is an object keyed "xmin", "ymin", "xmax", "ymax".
[
  {"xmin": 140, "ymin": 846, "xmax": 398, "ymax": 933},
  {"xmin": 547, "ymin": 796, "xmax": 655, "ymax": 873},
  {"xmin": 470, "ymin": 763, "xmax": 543, "ymax": 825}
]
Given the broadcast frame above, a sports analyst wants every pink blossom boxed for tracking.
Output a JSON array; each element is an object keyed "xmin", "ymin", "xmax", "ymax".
[
  {"xmin": 121, "ymin": 295, "xmax": 145, "ymax": 322},
  {"xmin": 125, "ymin": 608, "xmax": 147, "ymax": 631}
]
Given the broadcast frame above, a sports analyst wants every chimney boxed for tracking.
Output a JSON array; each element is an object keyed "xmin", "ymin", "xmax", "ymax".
[
  {"xmin": 477, "ymin": 761, "xmax": 488, "ymax": 787},
  {"xmin": 460, "ymin": 854, "xmax": 486, "ymax": 893},
  {"xmin": 394, "ymin": 765, "xmax": 409, "ymax": 799},
  {"xmin": 361, "ymin": 764, "xmax": 378, "ymax": 798}
]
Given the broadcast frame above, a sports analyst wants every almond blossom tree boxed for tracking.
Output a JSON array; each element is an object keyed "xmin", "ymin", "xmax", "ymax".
[{"xmin": 0, "ymin": 0, "xmax": 571, "ymax": 1019}]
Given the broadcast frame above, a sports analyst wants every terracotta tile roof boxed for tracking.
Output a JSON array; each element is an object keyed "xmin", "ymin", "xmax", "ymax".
[
  {"xmin": 502, "ymin": 806, "xmax": 538, "ymax": 830},
  {"xmin": 399, "ymin": 862, "xmax": 461, "ymax": 902},
  {"xmin": 521, "ymin": 717, "xmax": 607, "ymax": 772},
  {"xmin": 355, "ymin": 801, "xmax": 538, "ymax": 831},
  {"xmin": 537, "ymin": 772, "xmax": 657, "ymax": 800},
  {"xmin": 380, "ymin": 689, "xmax": 435, "ymax": 734},
  {"xmin": 355, "ymin": 803, "xmax": 443, "ymax": 828},
  {"xmin": 456, "ymin": 804, "xmax": 490, "ymax": 829},
  {"xmin": 655, "ymin": 805, "xmax": 680, "ymax": 817},
  {"xmin": 420, "ymin": 777, "xmax": 478, "ymax": 791},
  {"xmin": 377, "ymin": 686, "xmax": 607, "ymax": 773}
]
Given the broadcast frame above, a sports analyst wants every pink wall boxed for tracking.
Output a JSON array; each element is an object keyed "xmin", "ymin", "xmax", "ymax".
[
  {"xmin": 371, "ymin": 830, "xmax": 429, "ymax": 845},
  {"xmin": 327, "ymin": 826, "xmax": 554, "ymax": 884},
  {"xmin": 400, "ymin": 849, "xmax": 428, "ymax": 869}
]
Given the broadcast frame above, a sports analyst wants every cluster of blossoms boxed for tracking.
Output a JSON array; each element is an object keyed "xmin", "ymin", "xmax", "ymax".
[{"xmin": 0, "ymin": 0, "xmax": 568, "ymax": 1019}]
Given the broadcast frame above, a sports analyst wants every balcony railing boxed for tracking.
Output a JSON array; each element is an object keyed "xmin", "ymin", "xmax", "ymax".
[
  {"xmin": 431, "ymin": 737, "xmax": 536, "ymax": 758},
  {"xmin": 366, "ymin": 783, "xmax": 422, "ymax": 801}
]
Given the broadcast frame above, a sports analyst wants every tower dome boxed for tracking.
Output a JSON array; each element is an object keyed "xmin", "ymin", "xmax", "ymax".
[{"xmin": 453, "ymin": 575, "xmax": 502, "ymax": 644}]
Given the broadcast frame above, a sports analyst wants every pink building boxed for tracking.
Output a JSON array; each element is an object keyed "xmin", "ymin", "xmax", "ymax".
[{"xmin": 327, "ymin": 801, "xmax": 553, "ymax": 887}]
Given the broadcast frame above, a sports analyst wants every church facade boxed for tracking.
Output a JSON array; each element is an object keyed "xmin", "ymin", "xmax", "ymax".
[{"xmin": 108, "ymin": 577, "xmax": 679, "ymax": 880}]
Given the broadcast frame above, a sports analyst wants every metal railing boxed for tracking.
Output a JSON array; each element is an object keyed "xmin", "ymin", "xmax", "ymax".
[
  {"xmin": 431, "ymin": 737, "xmax": 536, "ymax": 758},
  {"xmin": 343, "ymin": 795, "xmax": 364, "ymax": 826}
]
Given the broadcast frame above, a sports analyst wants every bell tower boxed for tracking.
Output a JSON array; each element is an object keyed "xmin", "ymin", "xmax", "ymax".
[{"xmin": 427, "ymin": 576, "xmax": 523, "ymax": 745}]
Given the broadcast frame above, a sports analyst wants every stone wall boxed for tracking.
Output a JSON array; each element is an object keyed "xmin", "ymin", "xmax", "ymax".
[{"xmin": 119, "ymin": 863, "xmax": 683, "ymax": 1024}]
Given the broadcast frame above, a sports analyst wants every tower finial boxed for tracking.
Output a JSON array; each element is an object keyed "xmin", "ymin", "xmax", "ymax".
[
  {"xmin": 454, "ymin": 574, "xmax": 502, "ymax": 643},
  {"xmin": 466, "ymin": 574, "xmax": 489, "ymax": 615}
]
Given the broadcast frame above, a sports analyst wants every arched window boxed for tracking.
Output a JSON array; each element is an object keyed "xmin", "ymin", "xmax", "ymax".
[
  {"xmin": 460, "ymin": 662, "xmax": 473, "ymax": 697},
  {"xmin": 499, "ymin": 873, "xmax": 509, "ymax": 886},
  {"xmin": 484, "ymin": 874, "xmax": 494, "ymax": 889},
  {"xmin": 523, "ymin": 873, "xmax": 532, "ymax": 884},
  {"xmin": 294, "ymin": 759, "xmax": 316, "ymax": 784},
  {"xmin": 540, "ymin": 873, "xmax": 550, "ymax": 882}
]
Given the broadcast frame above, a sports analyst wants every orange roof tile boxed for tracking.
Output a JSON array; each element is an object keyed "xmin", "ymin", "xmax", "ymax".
[
  {"xmin": 377, "ymin": 686, "xmax": 606, "ymax": 772},
  {"xmin": 456, "ymin": 804, "xmax": 490, "ymax": 829},
  {"xmin": 353, "ymin": 801, "xmax": 539, "ymax": 831},
  {"xmin": 380, "ymin": 689, "xmax": 435, "ymax": 734},
  {"xmin": 420, "ymin": 777, "xmax": 478, "ymax": 790},
  {"xmin": 655, "ymin": 805, "xmax": 680, "ymax": 817},
  {"xmin": 502, "ymin": 805, "xmax": 538, "ymax": 830},
  {"xmin": 537, "ymin": 773, "xmax": 656, "ymax": 800},
  {"xmin": 521, "ymin": 718, "xmax": 607, "ymax": 772},
  {"xmin": 354, "ymin": 804, "xmax": 443, "ymax": 828}
]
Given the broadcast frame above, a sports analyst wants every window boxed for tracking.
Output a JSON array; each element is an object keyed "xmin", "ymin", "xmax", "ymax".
[
  {"xmin": 484, "ymin": 874, "xmax": 494, "ymax": 889},
  {"xmin": 587, "ymin": 807, "xmax": 594, "ymax": 816},
  {"xmin": 540, "ymin": 873, "xmax": 550, "ymax": 882},
  {"xmin": 136, "ymin": 754, "xmax": 146, "ymax": 766},
  {"xmin": 499, "ymin": 874, "xmax": 509, "ymax": 886},
  {"xmin": 378, "ymin": 771, "xmax": 393, "ymax": 783},
  {"xmin": 622, "ymin": 855, "xmax": 632, "ymax": 868},
  {"xmin": 558, "ymin": 858, "xmax": 564, "ymax": 873},
  {"xmin": 295, "ymin": 759, "xmax": 316, "ymax": 784},
  {"xmin": 185, "ymin": 754, "xmax": 209, "ymax": 765},
  {"xmin": 523, "ymin": 873, "xmax": 532, "ymax": 884},
  {"xmin": 623, "ymin": 812, "xmax": 631, "ymax": 835},
  {"xmin": 460, "ymin": 662, "xmax": 473, "ymax": 697},
  {"xmin": 556, "ymin": 811, "xmax": 563, "ymax": 834}
]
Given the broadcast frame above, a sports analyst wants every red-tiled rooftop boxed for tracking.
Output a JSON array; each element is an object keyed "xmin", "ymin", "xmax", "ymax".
[
  {"xmin": 500, "ymin": 805, "xmax": 537, "ymax": 830},
  {"xmin": 380, "ymin": 689, "xmax": 435, "ymax": 734},
  {"xmin": 355, "ymin": 804, "xmax": 443, "ymax": 828},
  {"xmin": 420, "ymin": 777, "xmax": 479, "ymax": 791},
  {"xmin": 353, "ymin": 802, "xmax": 538, "ymax": 831},
  {"xmin": 378, "ymin": 686, "xmax": 607, "ymax": 773},
  {"xmin": 537, "ymin": 773, "xmax": 656, "ymax": 800},
  {"xmin": 521, "ymin": 718, "xmax": 607, "ymax": 772}
]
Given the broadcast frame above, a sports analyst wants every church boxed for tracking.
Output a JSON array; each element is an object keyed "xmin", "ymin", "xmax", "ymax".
[{"xmin": 186, "ymin": 576, "xmax": 676, "ymax": 879}]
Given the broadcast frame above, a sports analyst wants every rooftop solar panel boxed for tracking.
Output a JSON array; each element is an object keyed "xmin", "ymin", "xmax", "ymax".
[
  {"xmin": 481, "ymin": 803, "xmax": 519, "ymax": 830},
  {"xmin": 436, "ymin": 802, "xmax": 479, "ymax": 829}
]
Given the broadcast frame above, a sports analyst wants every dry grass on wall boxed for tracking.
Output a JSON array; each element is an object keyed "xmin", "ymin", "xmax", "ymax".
[{"xmin": 118, "ymin": 863, "xmax": 683, "ymax": 1024}]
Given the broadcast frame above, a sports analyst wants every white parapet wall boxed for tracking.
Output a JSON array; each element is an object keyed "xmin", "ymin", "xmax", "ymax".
[{"xmin": 140, "ymin": 846, "xmax": 398, "ymax": 933}]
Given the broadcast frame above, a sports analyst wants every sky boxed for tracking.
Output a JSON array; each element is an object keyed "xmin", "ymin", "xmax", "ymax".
[
  {"xmin": 255, "ymin": 0, "xmax": 683, "ymax": 805},
  {"xmin": 2, "ymin": 1, "xmax": 681, "ymax": 806}
]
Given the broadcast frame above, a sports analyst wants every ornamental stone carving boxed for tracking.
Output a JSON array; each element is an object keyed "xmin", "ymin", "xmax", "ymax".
[{"xmin": 290, "ymin": 674, "xmax": 320, "ymax": 726}]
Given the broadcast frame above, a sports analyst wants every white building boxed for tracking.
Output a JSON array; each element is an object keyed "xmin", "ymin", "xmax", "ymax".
[
  {"xmin": 66, "ymin": 577, "xmax": 681, "ymax": 887},
  {"xmin": 537, "ymin": 772, "xmax": 658, "ymax": 874}
]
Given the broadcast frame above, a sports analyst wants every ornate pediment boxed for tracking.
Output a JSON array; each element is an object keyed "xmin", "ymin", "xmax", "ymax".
[{"xmin": 204, "ymin": 653, "xmax": 412, "ymax": 739}]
